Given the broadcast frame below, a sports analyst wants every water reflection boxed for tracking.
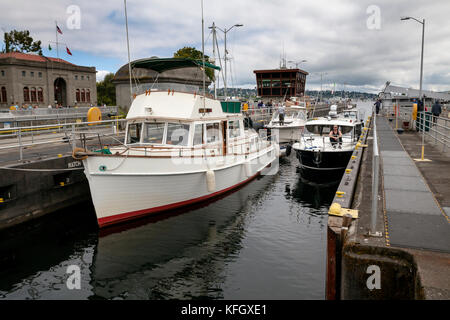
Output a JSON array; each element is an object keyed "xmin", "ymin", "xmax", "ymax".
[
  {"xmin": 90, "ymin": 174, "xmax": 276, "ymax": 300},
  {"xmin": 0, "ymin": 158, "xmax": 334, "ymax": 300}
]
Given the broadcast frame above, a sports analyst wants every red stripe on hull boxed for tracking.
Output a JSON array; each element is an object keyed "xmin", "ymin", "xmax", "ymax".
[{"xmin": 97, "ymin": 171, "xmax": 262, "ymax": 228}]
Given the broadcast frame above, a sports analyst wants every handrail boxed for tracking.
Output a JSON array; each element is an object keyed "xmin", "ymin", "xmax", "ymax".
[
  {"xmin": 415, "ymin": 111, "xmax": 450, "ymax": 153},
  {"xmin": 371, "ymin": 111, "xmax": 380, "ymax": 235}
]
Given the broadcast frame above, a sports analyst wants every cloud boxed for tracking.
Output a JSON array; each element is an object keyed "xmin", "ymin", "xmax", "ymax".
[
  {"xmin": 1, "ymin": 0, "xmax": 449, "ymax": 93},
  {"xmin": 96, "ymin": 70, "xmax": 112, "ymax": 82}
]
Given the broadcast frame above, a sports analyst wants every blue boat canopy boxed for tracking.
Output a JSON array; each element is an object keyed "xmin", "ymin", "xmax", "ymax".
[{"xmin": 130, "ymin": 57, "xmax": 221, "ymax": 73}]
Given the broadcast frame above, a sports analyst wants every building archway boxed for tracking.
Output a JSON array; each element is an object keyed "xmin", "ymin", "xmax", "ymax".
[{"xmin": 54, "ymin": 77, "xmax": 67, "ymax": 106}]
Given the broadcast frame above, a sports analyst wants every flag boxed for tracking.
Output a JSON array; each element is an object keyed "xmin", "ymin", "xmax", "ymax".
[
  {"xmin": 48, "ymin": 44, "xmax": 52, "ymax": 51},
  {"xmin": 66, "ymin": 46, "xmax": 72, "ymax": 56},
  {"xmin": 56, "ymin": 25, "xmax": 63, "ymax": 34}
]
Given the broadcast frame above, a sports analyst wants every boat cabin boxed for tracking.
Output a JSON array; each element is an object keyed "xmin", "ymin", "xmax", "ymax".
[{"xmin": 304, "ymin": 119, "xmax": 362, "ymax": 141}]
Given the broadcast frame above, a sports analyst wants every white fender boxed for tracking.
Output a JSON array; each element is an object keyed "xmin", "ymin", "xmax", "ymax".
[
  {"xmin": 274, "ymin": 144, "xmax": 280, "ymax": 158},
  {"xmin": 244, "ymin": 161, "xmax": 252, "ymax": 177},
  {"xmin": 206, "ymin": 170, "xmax": 216, "ymax": 192}
]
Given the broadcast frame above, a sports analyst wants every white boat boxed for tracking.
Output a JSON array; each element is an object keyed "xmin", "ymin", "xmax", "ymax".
[
  {"xmin": 73, "ymin": 59, "xmax": 277, "ymax": 228},
  {"xmin": 292, "ymin": 109, "xmax": 362, "ymax": 182},
  {"xmin": 265, "ymin": 104, "xmax": 307, "ymax": 146}
]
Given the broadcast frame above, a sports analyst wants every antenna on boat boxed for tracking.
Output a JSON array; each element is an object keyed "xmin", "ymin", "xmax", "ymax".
[
  {"xmin": 201, "ymin": 0, "xmax": 206, "ymax": 109},
  {"xmin": 124, "ymin": 0, "xmax": 133, "ymax": 105}
]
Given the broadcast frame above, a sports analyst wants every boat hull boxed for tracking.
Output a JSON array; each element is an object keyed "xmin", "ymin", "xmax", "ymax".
[
  {"xmin": 83, "ymin": 149, "xmax": 276, "ymax": 228},
  {"xmin": 295, "ymin": 148, "xmax": 353, "ymax": 182},
  {"xmin": 266, "ymin": 126, "xmax": 304, "ymax": 144}
]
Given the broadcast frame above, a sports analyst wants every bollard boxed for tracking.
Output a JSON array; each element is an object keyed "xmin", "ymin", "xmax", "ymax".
[{"xmin": 71, "ymin": 124, "xmax": 76, "ymax": 149}]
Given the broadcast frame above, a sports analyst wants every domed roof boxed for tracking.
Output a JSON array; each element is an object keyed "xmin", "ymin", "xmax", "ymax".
[{"xmin": 113, "ymin": 57, "xmax": 211, "ymax": 86}]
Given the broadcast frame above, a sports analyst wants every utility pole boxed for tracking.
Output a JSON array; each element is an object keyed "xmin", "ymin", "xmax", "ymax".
[
  {"xmin": 213, "ymin": 24, "xmax": 243, "ymax": 101},
  {"xmin": 401, "ymin": 16, "xmax": 426, "ymax": 160}
]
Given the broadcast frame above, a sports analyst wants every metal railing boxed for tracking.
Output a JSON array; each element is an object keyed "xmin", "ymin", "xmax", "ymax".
[
  {"xmin": 0, "ymin": 106, "xmax": 119, "ymax": 126},
  {"xmin": 0, "ymin": 118, "xmax": 127, "ymax": 161},
  {"xmin": 370, "ymin": 112, "xmax": 381, "ymax": 236},
  {"xmin": 415, "ymin": 112, "xmax": 450, "ymax": 153}
]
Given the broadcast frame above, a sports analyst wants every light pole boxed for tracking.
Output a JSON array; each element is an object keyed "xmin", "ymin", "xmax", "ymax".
[
  {"xmin": 401, "ymin": 16, "xmax": 426, "ymax": 160},
  {"xmin": 214, "ymin": 24, "xmax": 243, "ymax": 101},
  {"xmin": 288, "ymin": 59, "xmax": 307, "ymax": 69}
]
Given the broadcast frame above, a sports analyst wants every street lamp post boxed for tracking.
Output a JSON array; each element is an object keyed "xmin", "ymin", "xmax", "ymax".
[
  {"xmin": 213, "ymin": 24, "xmax": 243, "ymax": 101},
  {"xmin": 401, "ymin": 16, "xmax": 426, "ymax": 160}
]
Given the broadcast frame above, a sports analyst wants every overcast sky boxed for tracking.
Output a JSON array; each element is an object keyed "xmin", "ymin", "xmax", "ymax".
[{"xmin": 1, "ymin": 0, "xmax": 449, "ymax": 93}]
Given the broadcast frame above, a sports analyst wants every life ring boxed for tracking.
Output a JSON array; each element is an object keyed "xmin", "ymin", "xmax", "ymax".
[{"xmin": 72, "ymin": 147, "xmax": 88, "ymax": 160}]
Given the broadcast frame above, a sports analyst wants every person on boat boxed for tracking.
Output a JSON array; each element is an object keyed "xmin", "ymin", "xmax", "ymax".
[
  {"xmin": 267, "ymin": 100, "xmax": 273, "ymax": 115},
  {"xmin": 329, "ymin": 125, "xmax": 342, "ymax": 149},
  {"xmin": 242, "ymin": 102, "xmax": 249, "ymax": 116},
  {"xmin": 278, "ymin": 103, "xmax": 285, "ymax": 125}
]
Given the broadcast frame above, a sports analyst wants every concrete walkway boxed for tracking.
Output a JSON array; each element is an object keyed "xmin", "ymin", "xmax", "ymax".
[{"xmin": 377, "ymin": 117, "xmax": 450, "ymax": 253}]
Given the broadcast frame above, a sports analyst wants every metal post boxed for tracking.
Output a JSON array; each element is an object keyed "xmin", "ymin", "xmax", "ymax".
[
  {"xmin": 420, "ymin": 19, "xmax": 425, "ymax": 160},
  {"xmin": 18, "ymin": 128, "xmax": 23, "ymax": 161},
  {"xmin": 124, "ymin": 0, "xmax": 133, "ymax": 105},
  {"xmin": 71, "ymin": 124, "xmax": 76, "ymax": 149},
  {"xmin": 212, "ymin": 22, "xmax": 217, "ymax": 100},
  {"xmin": 224, "ymin": 29, "xmax": 228, "ymax": 101}
]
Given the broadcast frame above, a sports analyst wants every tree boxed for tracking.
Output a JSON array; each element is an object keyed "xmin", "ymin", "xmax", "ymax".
[
  {"xmin": 173, "ymin": 46, "xmax": 215, "ymax": 81},
  {"xmin": 2, "ymin": 30, "xmax": 42, "ymax": 55},
  {"xmin": 97, "ymin": 73, "xmax": 116, "ymax": 106}
]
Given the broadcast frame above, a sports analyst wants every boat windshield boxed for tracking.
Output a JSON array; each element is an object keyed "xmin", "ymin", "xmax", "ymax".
[
  {"xmin": 272, "ymin": 110, "xmax": 306, "ymax": 120},
  {"xmin": 166, "ymin": 123, "xmax": 190, "ymax": 146},
  {"xmin": 128, "ymin": 122, "xmax": 191, "ymax": 146},
  {"xmin": 305, "ymin": 124, "xmax": 354, "ymax": 135},
  {"xmin": 342, "ymin": 111, "xmax": 357, "ymax": 119},
  {"xmin": 142, "ymin": 122, "xmax": 165, "ymax": 144}
]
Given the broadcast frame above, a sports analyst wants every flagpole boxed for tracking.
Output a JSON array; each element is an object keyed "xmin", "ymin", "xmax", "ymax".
[{"xmin": 55, "ymin": 21, "xmax": 59, "ymax": 58}]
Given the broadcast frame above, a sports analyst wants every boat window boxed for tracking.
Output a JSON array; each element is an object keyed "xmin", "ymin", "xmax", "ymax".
[
  {"xmin": 339, "ymin": 126, "xmax": 354, "ymax": 134},
  {"xmin": 298, "ymin": 111, "xmax": 307, "ymax": 121},
  {"xmin": 127, "ymin": 123, "xmax": 142, "ymax": 144},
  {"xmin": 228, "ymin": 120, "xmax": 241, "ymax": 138},
  {"xmin": 206, "ymin": 123, "xmax": 220, "ymax": 143},
  {"xmin": 193, "ymin": 124, "xmax": 204, "ymax": 145},
  {"xmin": 142, "ymin": 122, "xmax": 165, "ymax": 144},
  {"xmin": 166, "ymin": 123, "xmax": 190, "ymax": 146},
  {"xmin": 305, "ymin": 125, "xmax": 331, "ymax": 135}
]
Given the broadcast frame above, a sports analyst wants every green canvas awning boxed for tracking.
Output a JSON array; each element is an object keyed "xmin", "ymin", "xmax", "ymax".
[{"xmin": 131, "ymin": 58, "xmax": 221, "ymax": 73}]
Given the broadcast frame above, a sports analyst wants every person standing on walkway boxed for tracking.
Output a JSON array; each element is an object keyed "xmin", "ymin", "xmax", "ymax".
[
  {"xmin": 431, "ymin": 100, "xmax": 442, "ymax": 126},
  {"xmin": 374, "ymin": 99, "xmax": 381, "ymax": 115}
]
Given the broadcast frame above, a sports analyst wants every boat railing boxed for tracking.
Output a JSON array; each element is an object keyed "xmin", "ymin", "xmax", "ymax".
[
  {"xmin": 82, "ymin": 131, "xmax": 273, "ymax": 159},
  {"xmin": 0, "ymin": 118, "xmax": 127, "ymax": 162}
]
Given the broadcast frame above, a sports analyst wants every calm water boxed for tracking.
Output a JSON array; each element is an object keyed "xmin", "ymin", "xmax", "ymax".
[{"xmin": 0, "ymin": 101, "xmax": 372, "ymax": 300}]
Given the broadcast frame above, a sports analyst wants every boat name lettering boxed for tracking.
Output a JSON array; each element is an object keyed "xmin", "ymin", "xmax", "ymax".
[{"xmin": 68, "ymin": 161, "xmax": 82, "ymax": 168}]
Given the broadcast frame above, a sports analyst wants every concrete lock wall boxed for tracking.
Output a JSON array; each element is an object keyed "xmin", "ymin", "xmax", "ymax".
[
  {"xmin": 0, "ymin": 155, "xmax": 91, "ymax": 230},
  {"xmin": 341, "ymin": 243, "xmax": 424, "ymax": 299}
]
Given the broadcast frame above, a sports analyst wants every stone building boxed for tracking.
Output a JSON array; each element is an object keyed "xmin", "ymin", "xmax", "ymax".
[
  {"xmin": 113, "ymin": 57, "xmax": 212, "ymax": 110},
  {"xmin": 0, "ymin": 52, "xmax": 97, "ymax": 108}
]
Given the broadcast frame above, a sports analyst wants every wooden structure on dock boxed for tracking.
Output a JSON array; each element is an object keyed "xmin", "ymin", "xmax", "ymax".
[{"xmin": 254, "ymin": 68, "xmax": 308, "ymax": 101}]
